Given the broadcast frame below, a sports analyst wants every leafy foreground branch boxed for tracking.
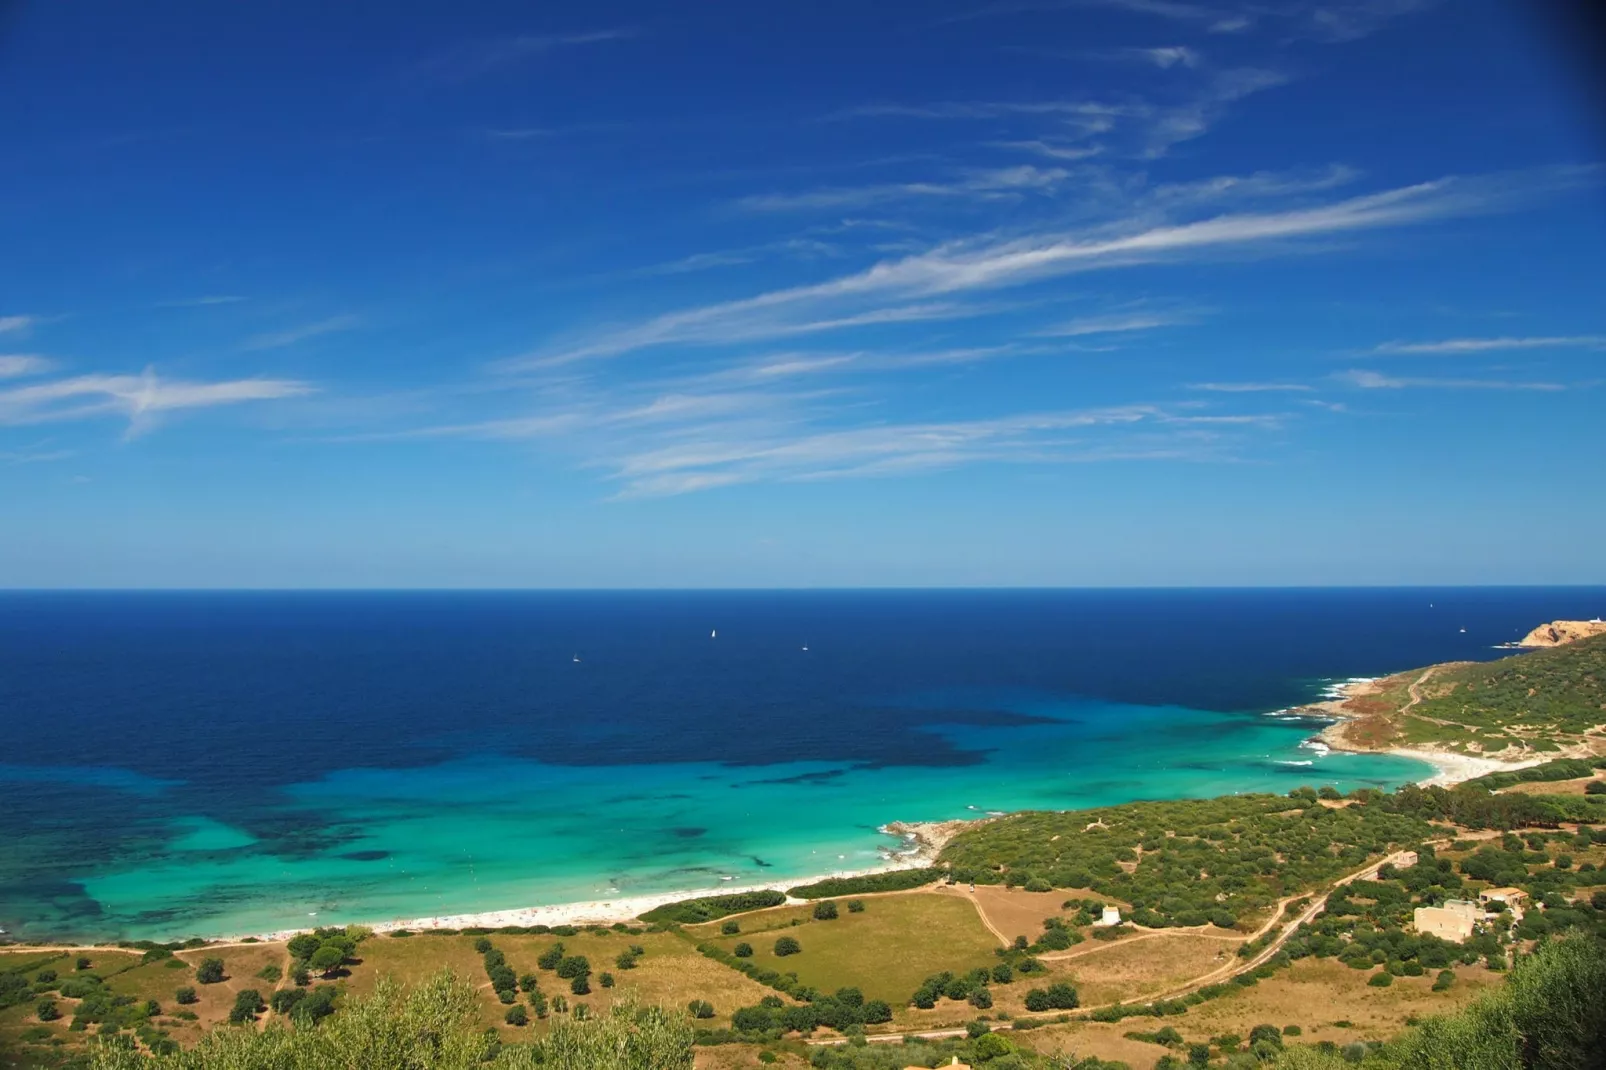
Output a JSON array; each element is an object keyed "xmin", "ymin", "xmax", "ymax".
[{"xmin": 86, "ymin": 971, "xmax": 693, "ymax": 1070}]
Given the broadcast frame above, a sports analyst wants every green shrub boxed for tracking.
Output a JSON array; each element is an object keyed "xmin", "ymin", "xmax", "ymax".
[
  {"xmin": 639, "ymin": 890, "xmax": 787, "ymax": 924},
  {"xmin": 786, "ymin": 868, "xmax": 941, "ymax": 899}
]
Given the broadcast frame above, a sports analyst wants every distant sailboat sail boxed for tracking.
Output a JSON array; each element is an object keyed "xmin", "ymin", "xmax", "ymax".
[{"xmin": 711, "ymin": 629, "xmax": 716, "ymax": 638}]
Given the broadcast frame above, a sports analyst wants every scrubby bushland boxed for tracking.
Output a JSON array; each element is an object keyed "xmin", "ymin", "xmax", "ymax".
[{"xmin": 85, "ymin": 971, "xmax": 694, "ymax": 1069}]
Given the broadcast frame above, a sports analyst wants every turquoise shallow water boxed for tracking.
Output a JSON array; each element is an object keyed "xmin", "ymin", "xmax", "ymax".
[
  {"xmin": 7, "ymin": 587, "xmax": 1588, "ymax": 942},
  {"xmin": 61, "ymin": 699, "xmax": 1425, "ymax": 941}
]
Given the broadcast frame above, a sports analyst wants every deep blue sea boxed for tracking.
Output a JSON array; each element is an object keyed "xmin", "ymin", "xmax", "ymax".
[{"xmin": 1, "ymin": 588, "xmax": 1600, "ymax": 942}]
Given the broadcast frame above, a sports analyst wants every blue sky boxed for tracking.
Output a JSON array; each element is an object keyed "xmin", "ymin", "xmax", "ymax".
[{"xmin": 1, "ymin": 0, "xmax": 1603, "ymax": 587}]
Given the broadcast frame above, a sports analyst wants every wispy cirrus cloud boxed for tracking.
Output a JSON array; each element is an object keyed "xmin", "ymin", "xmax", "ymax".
[
  {"xmin": 1337, "ymin": 369, "xmax": 1568, "ymax": 391},
  {"xmin": 242, "ymin": 315, "xmax": 360, "ymax": 351},
  {"xmin": 1, "ymin": 445, "xmax": 74, "ymax": 466},
  {"xmin": 1035, "ymin": 310, "xmax": 1195, "ymax": 336},
  {"xmin": 831, "ymin": 66, "xmax": 1287, "ymax": 159},
  {"xmin": 156, "ymin": 295, "xmax": 246, "ymax": 308},
  {"xmin": 1189, "ymin": 381, "xmax": 1314, "ymax": 392},
  {"xmin": 604, "ymin": 403, "xmax": 1265, "ymax": 498},
  {"xmin": 0, "ymin": 370, "xmax": 314, "ymax": 435},
  {"xmin": 941, "ymin": 0, "xmax": 1436, "ymax": 41},
  {"xmin": 410, "ymin": 28, "xmax": 639, "ymax": 83},
  {"xmin": 1133, "ymin": 45, "xmax": 1202, "ymax": 67},
  {"xmin": 738, "ymin": 166, "xmax": 1071, "ymax": 212},
  {"xmin": 628, "ymin": 239, "xmax": 842, "ymax": 277},
  {"xmin": 0, "ymin": 315, "xmax": 37, "ymax": 335},
  {"xmin": 513, "ymin": 170, "xmax": 1552, "ymax": 368},
  {"xmin": 0, "ymin": 355, "xmax": 53, "ymax": 379},
  {"xmin": 1371, "ymin": 335, "xmax": 1606, "ymax": 354}
]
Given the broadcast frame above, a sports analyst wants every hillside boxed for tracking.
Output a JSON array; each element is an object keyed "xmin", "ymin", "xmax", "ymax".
[{"xmin": 1326, "ymin": 632, "xmax": 1606, "ymax": 759}]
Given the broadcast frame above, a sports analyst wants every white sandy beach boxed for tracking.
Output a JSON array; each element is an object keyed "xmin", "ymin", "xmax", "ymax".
[
  {"xmin": 240, "ymin": 827, "xmax": 947, "ymax": 943},
  {"xmin": 1383, "ymin": 747, "xmax": 1545, "ymax": 788}
]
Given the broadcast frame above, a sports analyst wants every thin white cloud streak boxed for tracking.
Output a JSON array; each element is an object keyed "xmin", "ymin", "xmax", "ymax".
[
  {"xmin": 987, "ymin": 140, "xmax": 1104, "ymax": 161},
  {"xmin": 0, "ymin": 316, "xmax": 36, "ymax": 335},
  {"xmin": 1189, "ymin": 381, "xmax": 1314, "ymax": 392},
  {"xmin": 737, "ymin": 166, "xmax": 1070, "ymax": 212},
  {"xmin": 0, "ymin": 447, "xmax": 74, "ymax": 465},
  {"xmin": 157, "ymin": 295, "xmax": 246, "ymax": 308},
  {"xmin": 242, "ymin": 315, "xmax": 360, "ymax": 351},
  {"xmin": 1140, "ymin": 46, "xmax": 1201, "ymax": 68},
  {"xmin": 628, "ymin": 239, "xmax": 841, "ymax": 277},
  {"xmin": 1338, "ymin": 369, "xmax": 1567, "ymax": 391},
  {"xmin": 1372, "ymin": 335, "xmax": 1606, "ymax": 354},
  {"xmin": 411, "ymin": 28, "xmax": 637, "ymax": 82},
  {"xmin": 0, "ymin": 355, "xmax": 52, "ymax": 379},
  {"xmin": 827, "ymin": 100, "xmax": 1129, "ymax": 121},
  {"xmin": 941, "ymin": 0, "xmax": 1436, "ymax": 41},
  {"xmin": 1035, "ymin": 311, "xmax": 1192, "ymax": 336},
  {"xmin": 604, "ymin": 403, "xmax": 1262, "ymax": 497},
  {"xmin": 516, "ymin": 172, "xmax": 1534, "ymax": 368},
  {"xmin": 835, "ymin": 67, "xmax": 1287, "ymax": 158},
  {"xmin": 0, "ymin": 371, "xmax": 314, "ymax": 432}
]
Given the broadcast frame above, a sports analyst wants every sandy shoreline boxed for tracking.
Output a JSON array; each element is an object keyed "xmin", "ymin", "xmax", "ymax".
[{"xmin": 236, "ymin": 824, "xmax": 953, "ymax": 943}]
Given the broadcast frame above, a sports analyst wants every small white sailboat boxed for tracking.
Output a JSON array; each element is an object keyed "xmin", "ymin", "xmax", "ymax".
[
  {"xmin": 801, "ymin": 644, "xmax": 809, "ymax": 651},
  {"xmin": 710, "ymin": 629, "xmax": 717, "ymax": 639},
  {"xmin": 1459, "ymin": 628, "xmax": 1466, "ymax": 634},
  {"xmin": 573, "ymin": 654, "xmax": 581, "ymax": 663}
]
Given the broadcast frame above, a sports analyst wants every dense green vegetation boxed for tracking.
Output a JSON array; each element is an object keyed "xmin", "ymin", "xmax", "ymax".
[
  {"xmin": 718, "ymin": 988, "xmax": 895, "ymax": 1040},
  {"xmin": 940, "ymin": 791, "xmax": 1440, "ymax": 927},
  {"xmin": 637, "ymin": 890, "xmax": 787, "ymax": 924},
  {"xmin": 941, "ymin": 778, "xmax": 1606, "ymax": 931},
  {"xmin": 1462, "ymin": 757, "xmax": 1606, "ymax": 792},
  {"xmin": 787, "ymin": 868, "xmax": 943, "ymax": 899},
  {"xmin": 86, "ymin": 971, "xmax": 694, "ymax": 1069}
]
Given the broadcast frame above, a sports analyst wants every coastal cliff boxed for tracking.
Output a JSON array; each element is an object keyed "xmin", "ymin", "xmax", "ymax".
[{"xmin": 1519, "ymin": 619, "xmax": 1606, "ymax": 648}]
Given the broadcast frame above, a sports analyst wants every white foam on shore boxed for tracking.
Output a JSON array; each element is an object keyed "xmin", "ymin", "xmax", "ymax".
[{"xmin": 1317, "ymin": 676, "xmax": 1379, "ymax": 700}]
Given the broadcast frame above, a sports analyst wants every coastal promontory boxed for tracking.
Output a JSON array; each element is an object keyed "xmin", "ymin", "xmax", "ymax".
[{"xmin": 1518, "ymin": 619, "xmax": 1606, "ymax": 648}]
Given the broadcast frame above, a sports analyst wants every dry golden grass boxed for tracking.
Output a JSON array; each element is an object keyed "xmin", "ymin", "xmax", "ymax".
[
  {"xmin": 165, "ymin": 944, "xmax": 292, "ymax": 1032},
  {"xmin": 1049, "ymin": 934, "xmax": 1238, "ymax": 1007},
  {"xmin": 937, "ymin": 884, "xmax": 1065, "ymax": 946},
  {"xmin": 353, "ymin": 929, "xmax": 778, "ymax": 1035},
  {"xmin": 1012, "ymin": 958, "xmax": 1502, "ymax": 1067}
]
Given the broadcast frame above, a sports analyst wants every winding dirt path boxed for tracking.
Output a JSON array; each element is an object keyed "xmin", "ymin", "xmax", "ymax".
[{"xmin": 809, "ymin": 850, "xmax": 1414, "ymax": 1047}]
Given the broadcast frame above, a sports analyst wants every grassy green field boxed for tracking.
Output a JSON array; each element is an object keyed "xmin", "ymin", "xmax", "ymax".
[{"xmin": 698, "ymin": 893, "xmax": 999, "ymax": 1004}]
